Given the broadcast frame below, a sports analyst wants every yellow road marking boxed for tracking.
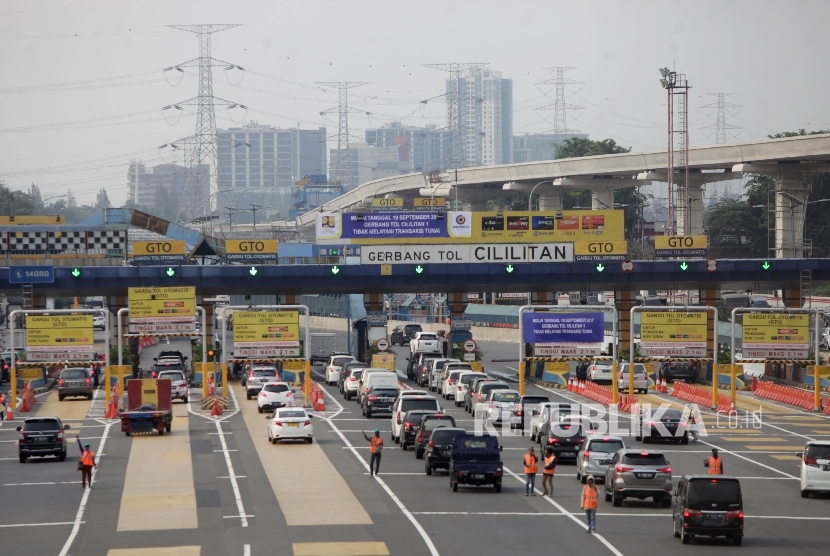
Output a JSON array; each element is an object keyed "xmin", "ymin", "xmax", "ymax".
[
  {"xmin": 769, "ymin": 454, "xmax": 801, "ymax": 460},
  {"xmin": 36, "ymin": 390, "xmax": 93, "ymax": 420},
  {"xmin": 293, "ymin": 542, "xmax": 389, "ymax": 556},
  {"xmin": 742, "ymin": 445, "xmax": 804, "ymax": 451},
  {"xmin": 723, "ymin": 437, "xmax": 785, "ymax": 442},
  {"xmin": 108, "ymin": 548, "xmax": 200, "ymax": 556}
]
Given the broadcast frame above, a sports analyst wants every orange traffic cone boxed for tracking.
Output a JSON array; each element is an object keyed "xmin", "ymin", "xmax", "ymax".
[
  {"xmin": 568, "ymin": 377, "xmax": 574, "ymax": 392},
  {"xmin": 4, "ymin": 404, "xmax": 12, "ymax": 421},
  {"xmin": 211, "ymin": 396, "xmax": 223, "ymax": 416}
]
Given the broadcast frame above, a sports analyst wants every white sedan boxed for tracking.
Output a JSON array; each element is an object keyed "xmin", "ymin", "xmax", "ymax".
[
  {"xmin": 325, "ymin": 355, "xmax": 356, "ymax": 385},
  {"xmin": 257, "ymin": 382, "xmax": 295, "ymax": 413},
  {"xmin": 267, "ymin": 408, "xmax": 313, "ymax": 444}
]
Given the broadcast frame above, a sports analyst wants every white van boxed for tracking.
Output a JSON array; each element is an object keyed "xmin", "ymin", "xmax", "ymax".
[{"xmin": 358, "ymin": 369, "xmax": 397, "ymax": 404}]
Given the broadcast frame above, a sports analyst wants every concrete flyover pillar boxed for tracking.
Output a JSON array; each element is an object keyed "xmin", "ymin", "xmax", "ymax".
[
  {"xmin": 531, "ymin": 292, "xmax": 558, "ymax": 306},
  {"xmin": 676, "ymin": 183, "xmax": 705, "ymax": 236},
  {"xmin": 538, "ymin": 189, "xmax": 563, "ymax": 211},
  {"xmin": 591, "ymin": 189, "xmax": 614, "ymax": 211}
]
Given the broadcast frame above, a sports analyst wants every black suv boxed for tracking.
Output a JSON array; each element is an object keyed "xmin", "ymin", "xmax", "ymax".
[
  {"xmin": 399, "ymin": 410, "xmax": 434, "ymax": 451},
  {"xmin": 361, "ymin": 386, "xmax": 399, "ymax": 418},
  {"xmin": 659, "ymin": 361, "xmax": 699, "ymax": 383},
  {"xmin": 414, "ymin": 413, "xmax": 457, "ymax": 459},
  {"xmin": 413, "ymin": 354, "xmax": 439, "ymax": 385},
  {"xmin": 425, "ymin": 427, "xmax": 466, "ymax": 475},
  {"xmin": 17, "ymin": 417, "xmax": 71, "ymax": 463},
  {"xmin": 542, "ymin": 418, "xmax": 592, "ymax": 461},
  {"xmin": 511, "ymin": 395, "xmax": 550, "ymax": 435},
  {"xmin": 673, "ymin": 475, "xmax": 744, "ymax": 545},
  {"xmin": 391, "ymin": 324, "xmax": 422, "ymax": 346}
]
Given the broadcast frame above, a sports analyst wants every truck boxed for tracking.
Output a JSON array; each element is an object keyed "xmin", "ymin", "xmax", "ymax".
[
  {"xmin": 410, "ymin": 332, "xmax": 441, "ymax": 354},
  {"xmin": 310, "ymin": 333, "xmax": 337, "ymax": 364},
  {"xmin": 449, "ymin": 434, "xmax": 504, "ymax": 492},
  {"xmin": 119, "ymin": 378, "xmax": 173, "ymax": 436}
]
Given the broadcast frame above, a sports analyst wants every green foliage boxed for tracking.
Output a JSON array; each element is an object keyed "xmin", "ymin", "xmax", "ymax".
[
  {"xmin": 191, "ymin": 343, "xmax": 203, "ymax": 363},
  {"xmin": 110, "ymin": 344, "xmax": 134, "ymax": 366},
  {"xmin": 554, "ymin": 137, "xmax": 631, "ymax": 159},
  {"xmin": 0, "ymin": 183, "xmax": 37, "ymax": 216}
]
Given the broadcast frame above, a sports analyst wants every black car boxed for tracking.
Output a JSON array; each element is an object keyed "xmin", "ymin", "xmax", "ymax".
[
  {"xmin": 464, "ymin": 376, "xmax": 491, "ymax": 412},
  {"xmin": 673, "ymin": 475, "xmax": 744, "ymax": 545},
  {"xmin": 425, "ymin": 427, "xmax": 466, "ymax": 474},
  {"xmin": 1, "ymin": 358, "xmax": 11, "ymax": 384},
  {"xmin": 511, "ymin": 394, "xmax": 551, "ymax": 435},
  {"xmin": 407, "ymin": 352, "xmax": 434, "ymax": 381},
  {"xmin": 149, "ymin": 361, "xmax": 185, "ymax": 379},
  {"xmin": 339, "ymin": 361, "xmax": 368, "ymax": 393},
  {"xmin": 17, "ymin": 417, "xmax": 71, "ymax": 463},
  {"xmin": 416, "ymin": 356, "xmax": 439, "ymax": 387},
  {"xmin": 390, "ymin": 324, "xmax": 422, "ymax": 346},
  {"xmin": 659, "ymin": 361, "xmax": 699, "ymax": 383},
  {"xmin": 637, "ymin": 408, "xmax": 690, "ymax": 444},
  {"xmin": 400, "ymin": 410, "xmax": 434, "ymax": 450},
  {"xmin": 361, "ymin": 386, "xmax": 399, "ymax": 418},
  {"xmin": 414, "ymin": 413, "xmax": 457, "ymax": 459},
  {"xmin": 542, "ymin": 419, "xmax": 590, "ymax": 461}
]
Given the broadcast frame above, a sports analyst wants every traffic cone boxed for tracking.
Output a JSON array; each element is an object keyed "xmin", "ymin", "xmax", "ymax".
[
  {"xmin": 567, "ymin": 377, "xmax": 573, "ymax": 392},
  {"xmin": 211, "ymin": 396, "xmax": 223, "ymax": 416},
  {"xmin": 4, "ymin": 404, "xmax": 12, "ymax": 421}
]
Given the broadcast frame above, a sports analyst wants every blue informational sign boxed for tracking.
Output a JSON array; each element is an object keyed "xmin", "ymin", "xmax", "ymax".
[
  {"xmin": 522, "ymin": 312, "xmax": 604, "ymax": 344},
  {"xmin": 9, "ymin": 266, "xmax": 54, "ymax": 284}
]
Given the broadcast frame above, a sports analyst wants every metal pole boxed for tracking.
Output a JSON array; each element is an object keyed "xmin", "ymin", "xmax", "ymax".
[{"xmin": 526, "ymin": 180, "xmax": 552, "ymax": 211}]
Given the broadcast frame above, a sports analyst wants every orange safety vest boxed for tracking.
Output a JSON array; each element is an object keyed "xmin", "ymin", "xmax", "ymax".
[
  {"xmin": 524, "ymin": 453, "xmax": 538, "ymax": 474},
  {"xmin": 543, "ymin": 455, "xmax": 556, "ymax": 475},
  {"xmin": 707, "ymin": 456, "xmax": 723, "ymax": 474},
  {"xmin": 81, "ymin": 450, "xmax": 95, "ymax": 467},
  {"xmin": 369, "ymin": 436, "xmax": 383, "ymax": 454},
  {"xmin": 583, "ymin": 485, "xmax": 598, "ymax": 509}
]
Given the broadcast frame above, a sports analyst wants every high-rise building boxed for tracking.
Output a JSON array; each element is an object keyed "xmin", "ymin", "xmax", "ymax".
[
  {"xmin": 217, "ymin": 122, "xmax": 327, "ymax": 218},
  {"xmin": 329, "ymin": 143, "xmax": 410, "ymax": 188},
  {"xmin": 448, "ymin": 68, "xmax": 513, "ymax": 167},
  {"xmin": 127, "ymin": 161, "xmax": 209, "ymax": 216},
  {"xmin": 512, "ymin": 132, "xmax": 589, "ymax": 163},
  {"xmin": 365, "ymin": 122, "xmax": 452, "ymax": 173}
]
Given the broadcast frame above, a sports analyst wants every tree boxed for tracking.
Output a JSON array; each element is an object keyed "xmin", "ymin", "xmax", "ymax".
[
  {"xmin": 553, "ymin": 137, "xmax": 631, "ymax": 159},
  {"xmin": 66, "ymin": 188, "xmax": 77, "ymax": 208},
  {"xmin": 28, "ymin": 183, "xmax": 43, "ymax": 211},
  {"xmin": 95, "ymin": 188, "xmax": 111, "ymax": 209},
  {"xmin": 0, "ymin": 183, "xmax": 36, "ymax": 216}
]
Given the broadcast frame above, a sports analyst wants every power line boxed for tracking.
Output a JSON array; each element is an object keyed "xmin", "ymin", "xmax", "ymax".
[
  {"xmin": 317, "ymin": 82, "xmax": 368, "ymax": 189},
  {"xmin": 700, "ymin": 93, "xmax": 742, "ymax": 144},
  {"xmin": 535, "ymin": 67, "xmax": 584, "ymax": 134}
]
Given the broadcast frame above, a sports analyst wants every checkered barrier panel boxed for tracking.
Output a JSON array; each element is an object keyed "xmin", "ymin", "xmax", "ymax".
[
  {"xmin": 0, "ymin": 233, "xmax": 7, "ymax": 253},
  {"xmin": 8, "ymin": 231, "xmax": 48, "ymax": 253},
  {"xmin": 49, "ymin": 231, "xmax": 86, "ymax": 253},
  {"xmin": 87, "ymin": 230, "xmax": 126, "ymax": 254}
]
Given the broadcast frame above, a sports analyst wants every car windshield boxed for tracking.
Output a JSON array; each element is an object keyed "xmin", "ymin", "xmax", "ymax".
[
  {"xmin": 588, "ymin": 439, "xmax": 624, "ymax": 453},
  {"xmin": 806, "ymin": 445, "xmax": 830, "ymax": 459},
  {"xmin": 401, "ymin": 399, "xmax": 439, "ymax": 413},
  {"xmin": 158, "ymin": 371, "xmax": 185, "ymax": 381},
  {"xmin": 264, "ymin": 384, "xmax": 290, "ymax": 393},
  {"xmin": 253, "ymin": 370, "xmax": 276, "ymax": 377},
  {"xmin": 332, "ymin": 357, "xmax": 353, "ymax": 366},
  {"xmin": 23, "ymin": 420, "xmax": 61, "ymax": 432},
  {"xmin": 432, "ymin": 429, "xmax": 464, "ymax": 443},
  {"xmin": 278, "ymin": 410, "xmax": 306, "ymax": 418},
  {"xmin": 622, "ymin": 453, "xmax": 668, "ymax": 466},
  {"xmin": 61, "ymin": 369, "xmax": 87, "ymax": 379},
  {"xmin": 492, "ymin": 392, "xmax": 520, "ymax": 402},
  {"xmin": 687, "ymin": 480, "xmax": 741, "ymax": 511}
]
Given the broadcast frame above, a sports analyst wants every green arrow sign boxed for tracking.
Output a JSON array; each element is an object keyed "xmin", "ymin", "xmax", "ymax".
[
  {"xmin": 679, "ymin": 262, "xmax": 689, "ymax": 271},
  {"xmin": 249, "ymin": 266, "xmax": 258, "ymax": 276},
  {"xmin": 331, "ymin": 265, "xmax": 340, "ymax": 275},
  {"xmin": 415, "ymin": 265, "xmax": 424, "ymax": 274},
  {"xmin": 596, "ymin": 263, "xmax": 605, "ymax": 272},
  {"xmin": 762, "ymin": 261, "xmax": 770, "ymax": 270},
  {"xmin": 166, "ymin": 267, "xmax": 175, "ymax": 277},
  {"xmin": 71, "ymin": 268, "xmax": 81, "ymax": 278},
  {"xmin": 505, "ymin": 264, "xmax": 514, "ymax": 274}
]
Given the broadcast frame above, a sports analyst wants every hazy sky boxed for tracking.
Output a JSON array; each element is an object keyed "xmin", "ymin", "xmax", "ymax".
[{"xmin": 1, "ymin": 0, "xmax": 828, "ymax": 206}]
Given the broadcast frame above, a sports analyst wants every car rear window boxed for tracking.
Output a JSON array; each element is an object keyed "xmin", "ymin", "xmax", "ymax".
[
  {"xmin": 332, "ymin": 357, "xmax": 353, "ymax": 366},
  {"xmin": 372, "ymin": 388, "xmax": 398, "ymax": 396},
  {"xmin": 480, "ymin": 383, "xmax": 508, "ymax": 394},
  {"xmin": 653, "ymin": 409, "xmax": 683, "ymax": 420},
  {"xmin": 23, "ymin": 420, "xmax": 61, "ymax": 431},
  {"xmin": 155, "ymin": 363, "xmax": 183, "ymax": 371},
  {"xmin": 158, "ymin": 371, "xmax": 185, "ymax": 381},
  {"xmin": 253, "ymin": 370, "xmax": 276, "ymax": 377},
  {"xmin": 492, "ymin": 392, "xmax": 520, "ymax": 402},
  {"xmin": 431, "ymin": 429, "xmax": 464, "ymax": 443},
  {"xmin": 687, "ymin": 480, "xmax": 741, "ymax": 510},
  {"xmin": 277, "ymin": 410, "xmax": 306, "ymax": 418},
  {"xmin": 61, "ymin": 369, "xmax": 87, "ymax": 379},
  {"xmin": 622, "ymin": 453, "xmax": 668, "ymax": 466},
  {"xmin": 522, "ymin": 396, "xmax": 550, "ymax": 405},
  {"xmin": 351, "ymin": 370, "xmax": 364, "ymax": 379},
  {"xmin": 405, "ymin": 325, "xmax": 422, "ymax": 332},
  {"xmin": 264, "ymin": 384, "xmax": 290, "ymax": 393},
  {"xmin": 805, "ymin": 445, "xmax": 830, "ymax": 459},
  {"xmin": 588, "ymin": 439, "xmax": 624, "ymax": 453},
  {"xmin": 405, "ymin": 413, "xmax": 427, "ymax": 425},
  {"xmin": 401, "ymin": 399, "xmax": 440, "ymax": 413},
  {"xmin": 462, "ymin": 438, "xmax": 490, "ymax": 449},
  {"xmin": 424, "ymin": 415, "xmax": 455, "ymax": 427},
  {"xmin": 447, "ymin": 371, "xmax": 463, "ymax": 381},
  {"xmin": 551, "ymin": 423, "xmax": 584, "ymax": 437},
  {"xmin": 460, "ymin": 373, "xmax": 483, "ymax": 385}
]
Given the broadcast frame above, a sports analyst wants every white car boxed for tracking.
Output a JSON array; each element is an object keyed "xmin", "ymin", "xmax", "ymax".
[
  {"xmin": 93, "ymin": 315, "xmax": 106, "ymax": 330},
  {"xmin": 797, "ymin": 441, "xmax": 830, "ymax": 497},
  {"xmin": 588, "ymin": 359, "xmax": 614, "ymax": 382},
  {"xmin": 390, "ymin": 395, "xmax": 441, "ymax": 442},
  {"xmin": 343, "ymin": 368, "xmax": 365, "ymax": 401},
  {"xmin": 440, "ymin": 370, "xmax": 467, "ymax": 400},
  {"xmin": 454, "ymin": 371, "xmax": 486, "ymax": 407},
  {"xmin": 257, "ymin": 382, "xmax": 295, "ymax": 413},
  {"xmin": 267, "ymin": 407, "xmax": 313, "ymax": 444},
  {"xmin": 428, "ymin": 358, "xmax": 458, "ymax": 391},
  {"xmin": 617, "ymin": 363, "xmax": 649, "ymax": 394},
  {"xmin": 325, "ymin": 354, "xmax": 356, "ymax": 386},
  {"xmin": 157, "ymin": 370, "xmax": 189, "ymax": 403},
  {"xmin": 409, "ymin": 332, "xmax": 440, "ymax": 354},
  {"xmin": 484, "ymin": 389, "xmax": 521, "ymax": 425}
]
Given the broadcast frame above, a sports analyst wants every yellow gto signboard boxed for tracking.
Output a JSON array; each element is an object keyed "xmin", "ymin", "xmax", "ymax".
[
  {"xmin": 742, "ymin": 313, "xmax": 810, "ymax": 359},
  {"xmin": 372, "ymin": 197, "xmax": 404, "ymax": 211},
  {"xmin": 132, "ymin": 240, "xmax": 186, "ymax": 263},
  {"xmin": 128, "ymin": 286, "xmax": 196, "ymax": 323},
  {"xmin": 414, "ymin": 197, "xmax": 447, "ymax": 209},
  {"xmin": 654, "ymin": 235, "xmax": 708, "ymax": 257},
  {"xmin": 574, "ymin": 240, "xmax": 628, "ymax": 262},
  {"xmin": 225, "ymin": 239, "xmax": 278, "ymax": 261},
  {"xmin": 640, "ymin": 311, "xmax": 707, "ymax": 357},
  {"xmin": 25, "ymin": 315, "xmax": 93, "ymax": 352},
  {"xmin": 233, "ymin": 311, "xmax": 300, "ymax": 348}
]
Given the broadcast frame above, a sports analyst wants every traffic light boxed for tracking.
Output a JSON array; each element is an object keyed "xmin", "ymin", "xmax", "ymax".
[
  {"xmin": 761, "ymin": 261, "xmax": 771, "ymax": 270},
  {"xmin": 331, "ymin": 248, "xmax": 340, "ymax": 256},
  {"xmin": 596, "ymin": 263, "xmax": 605, "ymax": 273},
  {"xmin": 679, "ymin": 261, "xmax": 689, "ymax": 271},
  {"xmin": 414, "ymin": 265, "xmax": 425, "ymax": 275},
  {"xmin": 505, "ymin": 264, "xmax": 515, "ymax": 274},
  {"xmin": 70, "ymin": 268, "xmax": 81, "ymax": 279},
  {"xmin": 330, "ymin": 265, "xmax": 341, "ymax": 275},
  {"xmin": 207, "ymin": 349, "xmax": 215, "ymax": 362},
  {"xmin": 248, "ymin": 266, "xmax": 259, "ymax": 276},
  {"xmin": 165, "ymin": 267, "xmax": 177, "ymax": 277}
]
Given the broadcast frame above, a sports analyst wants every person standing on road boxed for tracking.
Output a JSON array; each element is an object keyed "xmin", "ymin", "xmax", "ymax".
[
  {"xmin": 523, "ymin": 446, "xmax": 538, "ymax": 496},
  {"xmin": 76, "ymin": 435, "xmax": 97, "ymax": 489},
  {"xmin": 363, "ymin": 428, "xmax": 383, "ymax": 477},
  {"xmin": 704, "ymin": 447, "xmax": 724, "ymax": 474},
  {"xmin": 0, "ymin": 391, "xmax": 6, "ymax": 422},
  {"xmin": 686, "ymin": 404, "xmax": 700, "ymax": 442},
  {"xmin": 542, "ymin": 446, "xmax": 556, "ymax": 496},
  {"xmin": 581, "ymin": 475, "xmax": 599, "ymax": 533}
]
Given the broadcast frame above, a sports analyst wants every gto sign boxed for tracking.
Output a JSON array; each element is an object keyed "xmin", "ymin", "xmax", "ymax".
[
  {"xmin": 132, "ymin": 240, "xmax": 186, "ymax": 263},
  {"xmin": 225, "ymin": 239, "xmax": 278, "ymax": 261}
]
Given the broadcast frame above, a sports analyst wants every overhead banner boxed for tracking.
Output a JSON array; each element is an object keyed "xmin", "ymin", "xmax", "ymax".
[
  {"xmin": 522, "ymin": 312, "xmax": 604, "ymax": 345},
  {"xmin": 640, "ymin": 311, "xmax": 707, "ymax": 357},
  {"xmin": 233, "ymin": 310, "xmax": 300, "ymax": 348},
  {"xmin": 225, "ymin": 239, "xmax": 278, "ymax": 261},
  {"xmin": 317, "ymin": 209, "xmax": 624, "ymax": 245},
  {"xmin": 25, "ymin": 315, "xmax": 94, "ymax": 355},
  {"xmin": 132, "ymin": 240, "xmax": 186, "ymax": 263},
  {"xmin": 360, "ymin": 243, "xmax": 574, "ymax": 264},
  {"xmin": 742, "ymin": 313, "xmax": 810, "ymax": 359},
  {"xmin": 654, "ymin": 235, "xmax": 708, "ymax": 257},
  {"xmin": 128, "ymin": 286, "xmax": 196, "ymax": 323},
  {"xmin": 574, "ymin": 241, "xmax": 628, "ymax": 262}
]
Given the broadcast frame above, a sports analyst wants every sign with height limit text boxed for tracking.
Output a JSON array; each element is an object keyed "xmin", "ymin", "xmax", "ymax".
[
  {"xmin": 128, "ymin": 287, "xmax": 196, "ymax": 323},
  {"xmin": 25, "ymin": 315, "xmax": 94, "ymax": 353},
  {"xmin": 233, "ymin": 310, "xmax": 301, "ymax": 348},
  {"xmin": 522, "ymin": 312, "xmax": 604, "ymax": 356},
  {"xmin": 639, "ymin": 311, "xmax": 707, "ymax": 357},
  {"xmin": 742, "ymin": 313, "xmax": 810, "ymax": 359}
]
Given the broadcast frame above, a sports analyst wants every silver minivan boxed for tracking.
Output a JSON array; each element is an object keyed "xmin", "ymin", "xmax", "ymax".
[
  {"xmin": 576, "ymin": 435, "xmax": 625, "ymax": 483},
  {"xmin": 604, "ymin": 448, "xmax": 673, "ymax": 507}
]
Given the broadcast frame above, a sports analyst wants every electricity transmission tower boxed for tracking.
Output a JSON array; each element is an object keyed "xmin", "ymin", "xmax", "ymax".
[
  {"xmin": 423, "ymin": 63, "xmax": 487, "ymax": 169},
  {"xmin": 535, "ymin": 67, "xmax": 584, "ymax": 134},
  {"xmin": 165, "ymin": 24, "xmax": 243, "ymax": 223},
  {"xmin": 317, "ymin": 82, "xmax": 368, "ymax": 190},
  {"xmin": 700, "ymin": 93, "xmax": 742, "ymax": 144}
]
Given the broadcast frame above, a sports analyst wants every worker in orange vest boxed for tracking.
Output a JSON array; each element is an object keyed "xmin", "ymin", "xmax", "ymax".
[
  {"xmin": 362, "ymin": 428, "xmax": 384, "ymax": 477},
  {"xmin": 581, "ymin": 475, "xmax": 599, "ymax": 533},
  {"xmin": 523, "ymin": 446, "xmax": 538, "ymax": 496},
  {"xmin": 76, "ymin": 435, "xmax": 97, "ymax": 489},
  {"xmin": 704, "ymin": 447, "xmax": 724, "ymax": 475},
  {"xmin": 541, "ymin": 446, "xmax": 557, "ymax": 496}
]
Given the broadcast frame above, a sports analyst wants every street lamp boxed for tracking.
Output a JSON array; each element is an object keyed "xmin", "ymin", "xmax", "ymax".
[
  {"xmin": 233, "ymin": 186, "xmax": 267, "ymax": 237},
  {"xmin": 365, "ymin": 180, "xmax": 403, "ymax": 211},
  {"xmin": 527, "ymin": 180, "xmax": 554, "ymax": 211}
]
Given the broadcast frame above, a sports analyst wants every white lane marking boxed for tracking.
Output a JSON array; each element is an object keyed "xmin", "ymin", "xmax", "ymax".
[
  {"xmin": 0, "ymin": 521, "xmax": 83, "ymax": 528},
  {"xmin": 217, "ymin": 475, "xmax": 247, "ymax": 479},
  {"xmin": 58, "ymin": 420, "xmax": 114, "ymax": 556},
  {"xmin": 503, "ymin": 465, "xmax": 625, "ymax": 556},
  {"xmin": 215, "ymin": 419, "xmax": 249, "ymax": 527},
  {"xmin": 319, "ymin": 384, "xmax": 440, "ymax": 556},
  {"xmin": 214, "ymin": 449, "xmax": 239, "ymax": 452},
  {"xmin": 244, "ymin": 544, "xmax": 251, "ymax": 556},
  {"xmin": 224, "ymin": 515, "xmax": 256, "ymax": 519},
  {"xmin": 3, "ymin": 481, "xmax": 82, "ymax": 486}
]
